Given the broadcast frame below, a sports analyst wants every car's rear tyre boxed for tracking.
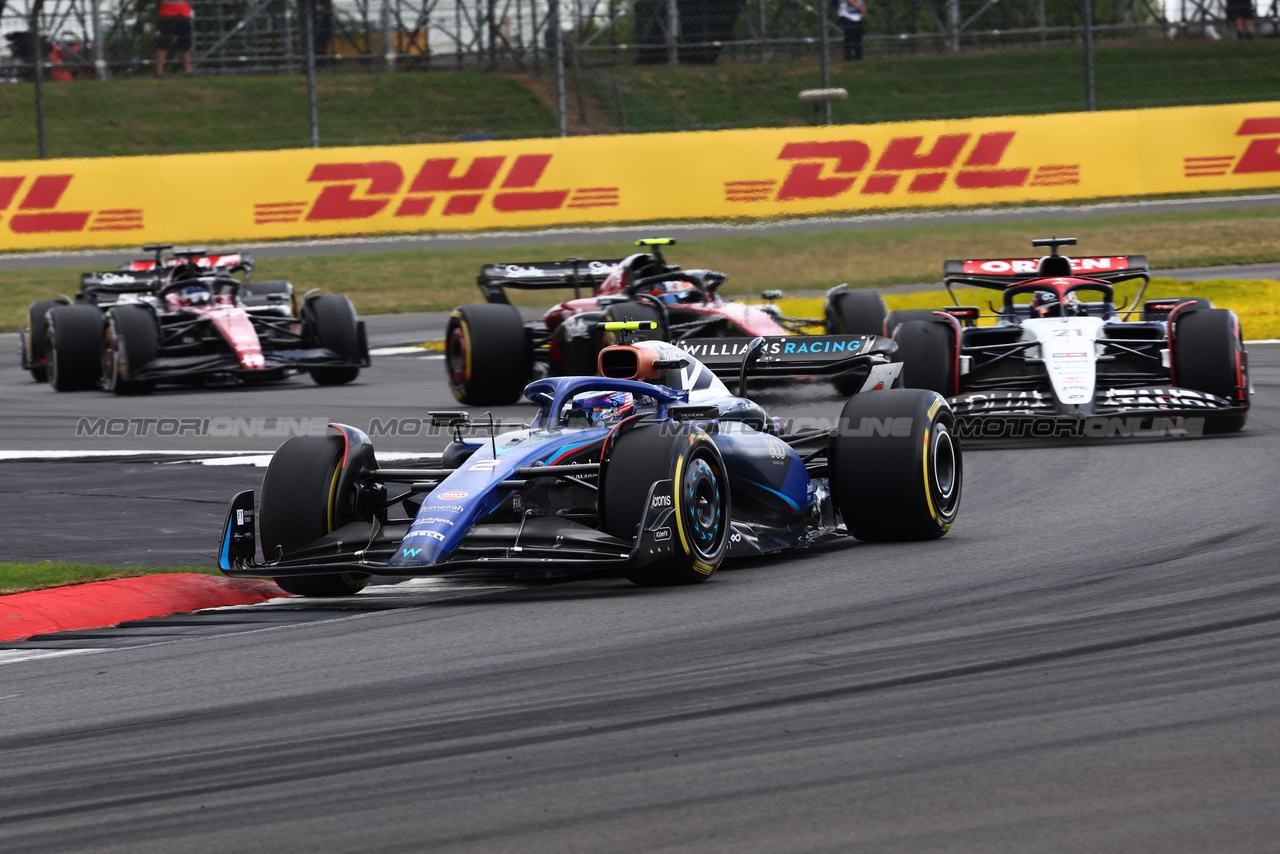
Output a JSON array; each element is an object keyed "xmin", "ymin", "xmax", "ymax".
[
  {"xmin": 307, "ymin": 294, "xmax": 362, "ymax": 386},
  {"xmin": 102, "ymin": 305, "xmax": 158, "ymax": 396},
  {"xmin": 603, "ymin": 425, "xmax": 730, "ymax": 586},
  {"xmin": 1174, "ymin": 308, "xmax": 1248, "ymax": 434},
  {"xmin": 45, "ymin": 304, "xmax": 104, "ymax": 392},
  {"xmin": 445, "ymin": 303, "xmax": 531, "ymax": 404},
  {"xmin": 825, "ymin": 289, "xmax": 888, "ymax": 336},
  {"xmin": 825, "ymin": 290, "xmax": 888, "ymax": 395},
  {"xmin": 259, "ymin": 434, "xmax": 371, "ymax": 597},
  {"xmin": 25, "ymin": 300, "xmax": 60, "ymax": 382},
  {"xmin": 892, "ymin": 319, "xmax": 956, "ymax": 397},
  {"xmin": 830, "ymin": 389, "xmax": 961, "ymax": 541},
  {"xmin": 885, "ymin": 309, "xmax": 943, "ymax": 337},
  {"xmin": 1143, "ymin": 297, "xmax": 1212, "ymax": 322}
]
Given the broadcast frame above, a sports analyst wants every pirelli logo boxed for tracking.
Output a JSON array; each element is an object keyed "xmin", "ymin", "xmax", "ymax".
[
  {"xmin": 0, "ymin": 175, "xmax": 142, "ymax": 234},
  {"xmin": 254, "ymin": 153, "xmax": 618, "ymax": 225},
  {"xmin": 724, "ymin": 132, "xmax": 1080, "ymax": 203}
]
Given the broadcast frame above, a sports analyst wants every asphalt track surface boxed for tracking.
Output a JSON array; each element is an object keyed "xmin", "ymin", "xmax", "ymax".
[{"xmin": 0, "ymin": 334, "xmax": 1277, "ymax": 852}]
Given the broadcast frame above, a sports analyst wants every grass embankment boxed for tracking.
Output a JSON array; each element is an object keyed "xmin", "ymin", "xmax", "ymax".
[
  {"xmin": 594, "ymin": 40, "xmax": 1280, "ymax": 133},
  {"xmin": 2, "ymin": 39, "xmax": 1278, "ymax": 159},
  {"xmin": 6, "ymin": 204, "xmax": 1280, "ymax": 334},
  {"xmin": 0, "ymin": 563, "xmax": 221, "ymax": 595}
]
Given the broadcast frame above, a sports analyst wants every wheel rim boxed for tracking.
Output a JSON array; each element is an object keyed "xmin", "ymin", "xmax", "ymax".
[
  {"xmin": 682, "ymin": 453, "xmax": 724, "ymax": 559},
  {"xmin": 446, "ymin": 325, "xmax": 468, "ymax": 386},
  {"xmin": 931, "ymin": 424, "xmax": 957, "ymax": 501}
]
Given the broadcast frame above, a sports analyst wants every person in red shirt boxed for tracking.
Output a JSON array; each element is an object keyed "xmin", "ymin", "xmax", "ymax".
[{"xmin": 156, "ymin": 0, "xmax": 193, "ymax": 76}]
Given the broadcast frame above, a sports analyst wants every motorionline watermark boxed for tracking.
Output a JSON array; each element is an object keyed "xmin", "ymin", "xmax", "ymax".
[{"xmin": 74, "ymin": 413, "xmax": 1208, "ymax": 440}]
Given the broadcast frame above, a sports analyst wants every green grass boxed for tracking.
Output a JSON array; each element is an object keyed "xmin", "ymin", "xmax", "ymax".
[
  {"xmin": 5, "ymin": 203, "xmax": 1280, "ymax": 334},
  {"xmin": 0, "ymin": 72, "xmax": 557, "ymax": 160},
  {"xmin": 0, "ymin": 562, "xmax": 221, "ymax": 595},
  {"xmin": 591, "ymin": 41, "xmax": 1280, "ymax": 133},
  {"xmin": 2, "ymin": 38, "xmax": 1279, "ymax": 159}
]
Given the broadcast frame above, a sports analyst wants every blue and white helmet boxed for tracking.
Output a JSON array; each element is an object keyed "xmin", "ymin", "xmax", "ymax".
[{"xmin": 568, "ymin": 390, "xmax": 635, "ymax": 426}]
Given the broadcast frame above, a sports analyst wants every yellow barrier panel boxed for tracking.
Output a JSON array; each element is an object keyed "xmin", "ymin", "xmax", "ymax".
[{"xmin": 3, "ymin": 101, "xmax": 1280, "ymax": 251}]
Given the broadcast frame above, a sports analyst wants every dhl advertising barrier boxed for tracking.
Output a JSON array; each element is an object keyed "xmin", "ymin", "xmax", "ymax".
[{"xmin": 3, "ymin": 101, "xmax": 1280, "ymax": 251}]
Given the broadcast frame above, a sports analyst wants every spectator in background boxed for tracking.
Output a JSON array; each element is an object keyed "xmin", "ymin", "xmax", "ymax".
[
  {"xmin": 1226, "ymin": 0, "xmax": 1255, "ymax": 39},
  {"xmin": 156, "ymin": 0, "xmax": 193, "ymax": 76},
  {"xmin": 834, "ymin": 0, "xmax": 866, "ymax": 61}
]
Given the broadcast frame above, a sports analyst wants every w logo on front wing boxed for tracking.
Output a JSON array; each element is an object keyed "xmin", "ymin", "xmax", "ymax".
[{"xmin": 403, "ymin": 548, "xmax": 423, "ymax": 558}]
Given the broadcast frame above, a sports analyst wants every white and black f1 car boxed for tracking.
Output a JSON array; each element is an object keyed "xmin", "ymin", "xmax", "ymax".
[
  {"xmin": 218, "ymin": 324, "xmax": 961, "ymax": 596},
  {"xmin": 838, "ymin": 238, "xmax": 1250, "ymax": 436},
  {"xmin": 444, "ymin": 238, "xmax": 884, "ymax": 404},
  {"xmin": 20, "ymin": 244, "xmax": 369, "ymax": 393}
]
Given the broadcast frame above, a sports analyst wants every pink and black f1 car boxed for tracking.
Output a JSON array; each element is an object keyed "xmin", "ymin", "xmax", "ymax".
[
  {"xmin": 20, "ymin": 244, "xmax": 369, "ymax": 393},
  {"xmin": 443, "ymin": 238, "xmax": 879, "ymax": 404},
  {"xmin": 832, "ymin": 237, "xmax": 1250, "ymax": 436}
]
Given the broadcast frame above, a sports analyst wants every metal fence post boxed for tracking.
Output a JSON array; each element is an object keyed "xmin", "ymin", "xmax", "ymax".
[
  {"xmin": 90, "ymin": 0, "xmax": 108, "ymax": 79},
  {"xmin": 551, "ymin": 0, "xmax": 567, "ymax": 136},
  {"xmin": 666, "ymin": 0, "xmax": 678, "ymax": 65},
  {"xmin": 383, "ymin": 0, "xmax": 395, "ymax": 69},
  {"xmin": 819, "ymin": 5, "xmax": 832, "ymax": 125},
  {"xmin": 30, "ymin": 0, "xmax": 48, "ymax": 159},
  {"xmin": 1083, "ymin": 0, "xmax": 1096, "ymax": 110},
  {"xmin": 302, "ymin": 0, "xmax": 320, "ymax": 147},
  {"xmin": 947, "ymin": 0, "xmax": 960, "ymax": 52}
]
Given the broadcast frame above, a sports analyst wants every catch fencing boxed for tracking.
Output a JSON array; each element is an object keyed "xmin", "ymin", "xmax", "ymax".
[{"xmin": 2, "ymin": 0, "xmax": 1280, "ymax": 159}]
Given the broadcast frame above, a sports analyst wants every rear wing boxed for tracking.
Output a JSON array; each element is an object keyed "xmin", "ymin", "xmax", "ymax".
[
  {"xmin": 477, "ymin": 259, "xmax": 621, "ymax": 303},
  {"xmin": 943, "ymin": 255, "xmax": 1149, "ymax": 290},
  {"xmin": 122, "ymin": 252, "xmax": 252, "ymax": 273},
  {"xmin": 674, "ymin": 334, "xmax": 896, "ymax": 383}
]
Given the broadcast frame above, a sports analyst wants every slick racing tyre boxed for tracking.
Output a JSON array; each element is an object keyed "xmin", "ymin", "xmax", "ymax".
[
  {"xmin": 825, "ymin": 289, "xmax": 888, "ymax": 337},
  {"xmin": 45, "ymin": 304, "xmax": 104, "ymax": 392},
  {"xmin": 884, "ymin": 309, "xmax": 944, "ymax": 337},
  {"xmin": 102, "ymin": 305, "xmax": 158, "ymax": 396},
  {"xmin": 445, "ymin": 303, "xmax": 532, "ymax": 404},
  {"xmin": 259, "ymin": 434, "xmax": 371, "ymax": 597},
  {"xmin": 892, "ymin": 319, "xmax": 956, "ymax": 398},
  {"xmin": 306, "ymin": 294, "xmax": 362, "ymax": 386},
  {"xmin": 830, "ymin": 389, "xmax": 961, "ymax": 541},
  {"xmin": 603, "ymin": 425, "xmax": 731, "ymax": 586},
  {"xmin": 1143, "ymin": 297, "xmax": 1211, "ymax": 323},
  {"xmin": 1173, "ymin": 308, "xmax": 1248, "ymax": 434},
  {"xmin": 25, "ymin": 299, "xmax": 60, "ymax": 382},
  {"xmin": 825, "ymin": 290, "xmax": 888, "ymax": 395}
]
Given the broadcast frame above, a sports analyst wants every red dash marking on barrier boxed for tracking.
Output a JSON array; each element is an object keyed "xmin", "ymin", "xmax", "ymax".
[{"xmin": 0, "ymin": 574, "xmax": 290, "ymax": 642}]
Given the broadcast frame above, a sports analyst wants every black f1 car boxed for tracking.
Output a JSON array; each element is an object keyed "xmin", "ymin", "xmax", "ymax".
[
  {"xmin": 443, "ymin": 238, "xmax": 883, "ymax": 404},
  {"xmin": 835, "ymin": 237, "xmax": 1250, "ymax": 436},
  {"xmin": 20, "ymin": 244, "xmax": 370, "ymax": 394},
  {"xmin": 218, "ymin": 323, "xmax": 961, "ymax": 596}
]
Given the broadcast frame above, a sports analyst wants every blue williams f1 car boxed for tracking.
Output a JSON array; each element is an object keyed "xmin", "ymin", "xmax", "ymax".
[{"xmin": 217, "ymin": 324, "xmax": 962, "ymax": 596}]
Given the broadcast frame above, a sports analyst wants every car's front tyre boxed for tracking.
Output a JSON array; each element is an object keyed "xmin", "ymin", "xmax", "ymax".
[
  {"xmin": 603, "ymin": 424, "xmax": 731, "ymax": 586},
  {"xmin": 259, "ymin": 434, "xmax": 371, "ymax": 597}
]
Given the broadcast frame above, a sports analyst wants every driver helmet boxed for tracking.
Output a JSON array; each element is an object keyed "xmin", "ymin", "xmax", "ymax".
[
  {"xmin": 649, "ymin": 279, "xmax": 696, "ymax": 305},
  {"xmin": 1031, "ymin": 290, "xmax": 1061, "ymax": 317},
  {"xmin": 180, "ymin": 284, "xmax": 212, "ymax": 305},
  {"xmin": 567, "ymin": 391, "xmax": 635, "ymax": 427}
]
